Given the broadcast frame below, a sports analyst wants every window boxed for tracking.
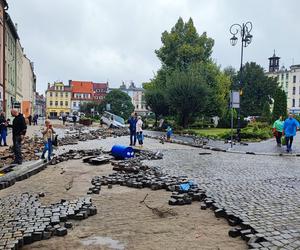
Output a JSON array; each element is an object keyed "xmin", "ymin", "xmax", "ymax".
[
  {"xmin": 65, "ymin": 92, "xmax": 68, "ymax": 97},
  {"xmin": 55, "ymin": 92, "xmax": 58, "ymax": 97},
  {"xmin": 281, "ymin": 74, "xmax": 284, "ymax": 80},
  {"xmin": 60, "ymin": 101, "xmax": 63, "ymax": 106},
  {"xmin": 73, "ymin": 102, "xmax": 76, "ymax": 107},
  {"xmin": 65, "ymin": 101, "xmax": 68, "ymax": 106},
  {"xmin": 293, "ymin": 87, "xmax": 296, "ymax": 95},
  {"xmin": 286, "ymin": 73, "xmax": 289, "ymax": 79},
  {"xmin": 292, "ymin": 99, "xmax": 295, "ymax": 107},
  {"xmin": 60, "ymin": 92, "xmax": 63, "ymax": 97},
  {"xmin": 50, "ymin": 101, "xmax": 53, "ymax": 106},
  {"xmin": 55, "ymin": 101, "xmax": 58, "ymax": 106},
  {"xmin": 293, "ymin": 75, "xmax": 296, "ymax": 83},
  {"xmin": 50, "ymin": 92, "xmax": 53, "ymax": 97}
]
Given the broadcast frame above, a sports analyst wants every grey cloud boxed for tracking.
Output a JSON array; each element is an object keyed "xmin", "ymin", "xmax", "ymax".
[{"xmin": 7, "ymin": 0, "xmax": 300, "ymax": 93}]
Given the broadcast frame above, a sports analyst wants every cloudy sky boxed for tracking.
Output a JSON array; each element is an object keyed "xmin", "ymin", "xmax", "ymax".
[{"xmin": 7, "ymin": 0, "xmax": 300, "ymax": 93}]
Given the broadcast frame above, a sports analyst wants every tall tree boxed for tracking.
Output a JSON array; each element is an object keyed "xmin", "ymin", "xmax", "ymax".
[
  {"xmin": 155, "ymin": 17, "xmax": 214, "ymax": 70},
  {"xmin": 145, "ymin": 88, "xmax": 169, "ymax": 125},
  {"xmin": 102, "ymin": 89, "xmax": 134, "ymax": 119},
  {"xmin": 272, "ymin": 88, "xmax": 287, "ymax": 121},
  {"xmin": 166, "ymin": 67, "xmax": 209, "ymax": 128},
  {"xmin": 234, "ymin": 62, "xmax": 278, "ymax": 116}
]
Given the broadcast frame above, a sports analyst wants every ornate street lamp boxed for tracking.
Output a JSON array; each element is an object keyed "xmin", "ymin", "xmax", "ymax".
[{"xmin": 229, "ymin": 21, "xmax": 253, "ymax": 142}]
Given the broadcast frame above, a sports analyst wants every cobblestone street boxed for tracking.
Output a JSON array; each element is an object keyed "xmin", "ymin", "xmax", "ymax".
[{"xmin": 57, "ymin": 133, "xmax": 300, "ymax": 249}]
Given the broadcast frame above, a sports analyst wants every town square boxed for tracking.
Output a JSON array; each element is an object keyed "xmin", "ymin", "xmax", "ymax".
[{"xmin": 1, "ymin": 1, "xmax": 300, "ymax": 250}]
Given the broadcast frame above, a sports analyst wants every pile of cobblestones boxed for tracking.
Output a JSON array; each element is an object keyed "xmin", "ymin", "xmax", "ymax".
[
  {"xmin": 0, "ymin": 193, "xmax": 96, "ymax": 250},
  {"xmin": 58, "ymin": 127, "xmax": 129, "ymax": 146},
  {"xmin": 0, "ymin": 137, "xmax": 43, "ymax": 167}
]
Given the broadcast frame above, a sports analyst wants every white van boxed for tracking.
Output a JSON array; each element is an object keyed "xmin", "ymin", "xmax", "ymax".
[{"xmin": 100, "ymin": 111, "xmax": 125, "ymax": 128}]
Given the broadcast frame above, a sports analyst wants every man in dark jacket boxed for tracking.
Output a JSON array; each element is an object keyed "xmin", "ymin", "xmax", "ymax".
[
  {"xmin": 128, "ymin": 113, "xmax": 137, "ymax": 146},
  {"xmin": 10, "ymin": 109, "xmax": 27, "ymax": 164}
]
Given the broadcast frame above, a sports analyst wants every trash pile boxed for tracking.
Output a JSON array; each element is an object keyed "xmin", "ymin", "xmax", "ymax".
[{"xmin": 0, "ymin": 193, "xmax": 96, "ymax": 250}]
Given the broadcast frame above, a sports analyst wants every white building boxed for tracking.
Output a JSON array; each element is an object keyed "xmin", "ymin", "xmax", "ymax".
[{"xmin": 266, "ymin": 52, "xmax": 300, "ymax": 114}]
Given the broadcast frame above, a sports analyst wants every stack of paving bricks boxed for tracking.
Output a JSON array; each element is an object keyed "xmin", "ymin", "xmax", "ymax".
[{"xmin": 0, "ymin": 193, "xmax": 96, "ymax": 249}]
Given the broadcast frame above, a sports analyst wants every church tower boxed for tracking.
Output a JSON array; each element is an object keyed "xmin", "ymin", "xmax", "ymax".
[{"xmin": 268, "ymin": 50, "xmax": 280, "ymax": 72}]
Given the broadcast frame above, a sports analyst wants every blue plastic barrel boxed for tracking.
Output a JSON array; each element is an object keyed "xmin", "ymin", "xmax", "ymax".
[{"xmin": 111, "ymin": 145, "xmax": 134, "ymax": 159}]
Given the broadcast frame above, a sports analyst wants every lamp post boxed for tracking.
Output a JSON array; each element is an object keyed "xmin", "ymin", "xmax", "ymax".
[{"xmin": 229, "ymin": 21, "xmax": 253, "ymax": 142}]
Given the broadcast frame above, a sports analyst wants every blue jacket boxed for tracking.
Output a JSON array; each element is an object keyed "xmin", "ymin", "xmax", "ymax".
[
  {"xmin": 283, "ymin": 118, "xmax": 300, "ymax": 137},
  {"xmin": 128, "ymin": 117, "xmax": 137, "ymax": 132}
]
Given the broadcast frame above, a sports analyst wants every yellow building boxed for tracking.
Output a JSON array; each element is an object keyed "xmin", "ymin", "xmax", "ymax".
[{"xmin": 46, "ymin": 82, "xmax": 71, "ymax": 118}]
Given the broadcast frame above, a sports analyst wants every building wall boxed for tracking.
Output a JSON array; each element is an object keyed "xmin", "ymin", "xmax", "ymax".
[
  {"xmin": 35, "ymin": 92, "xmax": 46, "ymax": 117},
  {"xmin": 0, "ymin": 2, "xmax": 5, "ymax": 112},
  {"xmin": 267, "ymin": 65, "xmax": 300, "ymax": 114},
  {"xmin": 93, "ymin": 82, "xmax": 108, "ymax": 102},
  {"xmin": 69, "ymin": 80, "xmax": 93, "ymax": 113},
  {"xmin": 21, "ymin": 55, "xmax": 35, "ymax": 117},
  {"xmin": 16, "ymin": 39, "xmax": 22, "ymax": 103},
  {"xmin": 4, "ymin": 18, "xmax": 17, "ymax": 118},
  {"xmin": 46, "ymin": 82, "xmax": 71, "ymax": 117}
]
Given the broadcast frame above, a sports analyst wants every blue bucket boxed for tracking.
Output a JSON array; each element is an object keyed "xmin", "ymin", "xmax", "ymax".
[{"xmin": 111, "ymin": 145, "xmax": 134, "ymax": 159}]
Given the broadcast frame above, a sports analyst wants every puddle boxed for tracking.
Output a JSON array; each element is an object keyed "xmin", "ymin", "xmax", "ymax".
[{"xmin": 81, "ymin": 236, "xmax": 125, "ymax": 250}]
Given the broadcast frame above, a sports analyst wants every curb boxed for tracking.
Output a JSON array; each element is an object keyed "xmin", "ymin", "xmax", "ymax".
[
  {"xmin": 144, "ymin": 134, "xmax": 300, "ymax": 158},
  {"xmin": 0, "ymin": 160, "xmax": 49, "ymax": 190}
]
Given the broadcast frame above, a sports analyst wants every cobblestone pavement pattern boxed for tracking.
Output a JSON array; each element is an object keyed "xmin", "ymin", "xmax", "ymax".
[
  {"xmin": 144, "ymin": 130, "xmax": 300, "ymax": 155},
  {"xmin": 55, "ymin": 132, "xmax": 300, "ymax": 249}
]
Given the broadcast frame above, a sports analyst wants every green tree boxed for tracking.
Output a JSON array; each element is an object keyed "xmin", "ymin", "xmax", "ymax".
[
  {"xmin": 145, "ymin": 88, "xmax": 169, "ymax": 126},
  {"xmin": 272, "ymin": 88, "xmax": 287, "ymax": 121},
  {"xmin": 234, "ymin": 62, "xmax": 278, "ymax": 116},
  {"xmin": 166, "ymin": 67, "xmax": 209, "ymax": 128},
  {"xmin": 261, "ymin": 102, "xmax": 272, "ymax": 124},
  {"xmin": 80, "ymin": 102, "xmax": 103, "ymax": 115},
  {"xmin": 102, "ymin": 89, "xmax": 134, "ymax": 119},
  {"xmin": 155, "ymin": 17, "xmax": 214, "ymax": 70}
]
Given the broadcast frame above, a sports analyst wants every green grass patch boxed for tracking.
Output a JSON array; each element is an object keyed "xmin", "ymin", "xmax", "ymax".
[{"xmin": 181, "ymin": 128, "xmax": 230, "ymax": 139}]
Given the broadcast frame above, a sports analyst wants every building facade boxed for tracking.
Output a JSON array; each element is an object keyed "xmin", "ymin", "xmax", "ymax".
[
  {"xmin": 46, "ymin": 82, "xmax": 71, "ymax": 118},
  {"xmin": 69, "ymin": 80, "xmax": 93, "ymax": 113},
  {"xmin": 266, "ymin": 52, "xmax": 300, "ymax": 114},
  {"xmin": 0, "ymin": 0, "xmax": 7, "ymax": 112},
  {"xmin": 93, "ymin": 82, "xmax": 108, "ymax": 102},
  {"xmin": 34, "ymin": 92, "xmax": 45, "ymax": 117},
  {"xmin": 4, "ymin": 13, "xmax": 18, "ymax": 118},
  {"xmin": 21, "ymin": 55, "xmax": 36, "ymax": 117},
  {"xmin": 15, "ymin": 38, "xmax": 23, "ymax": 103}
]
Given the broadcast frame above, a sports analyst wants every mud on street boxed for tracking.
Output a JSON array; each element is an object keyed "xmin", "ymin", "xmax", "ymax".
[{"xmin": 0, "ymin": 158, "xmax": 245, "ymax": 250}]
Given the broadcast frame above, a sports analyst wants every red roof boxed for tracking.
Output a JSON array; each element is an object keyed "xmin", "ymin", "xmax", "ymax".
[{"xmin": 70, "ymin": 81, "xmax": 93, "ymax": 94}]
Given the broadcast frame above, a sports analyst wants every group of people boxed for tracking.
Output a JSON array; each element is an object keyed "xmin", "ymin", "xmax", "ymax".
[
  {"xmin": 128, "ymin": 113, "xmax": 144, "ymax": 147},
  {"xmin": 0, "ymin": 109, "xmax": 55, "ymax": 165},
  {"xmin": 273, "ymin": 113, "xmax": 300, "ymax": 152}
]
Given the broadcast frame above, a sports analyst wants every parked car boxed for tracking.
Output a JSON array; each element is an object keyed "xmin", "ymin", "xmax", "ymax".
[{"xmin": 100, "ymin": 111, "xmax": 125, "ymax": 128}]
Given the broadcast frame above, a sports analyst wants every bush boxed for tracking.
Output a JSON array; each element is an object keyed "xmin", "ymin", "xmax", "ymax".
[{"xmin": 220, "ymin": 121, "xmax": 272, "ymax": 141}]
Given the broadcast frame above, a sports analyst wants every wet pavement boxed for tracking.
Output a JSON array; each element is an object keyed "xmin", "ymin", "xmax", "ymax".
[
  {"xmin": 54, "ymin": 133, "xmax": 300, "ymax": 249},
  {"xmin": 144, "ymin": 130, "xmax": 300, "ymax": 155}
]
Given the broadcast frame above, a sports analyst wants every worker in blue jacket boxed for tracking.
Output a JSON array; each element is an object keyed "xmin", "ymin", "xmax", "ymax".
[
  {"xmin": 283, "ymin": 113, "xmax": 300, "ymax": 152},
  {"xmin": 128, "ymin": 113, "xmax": 137, "ymax": 146}
]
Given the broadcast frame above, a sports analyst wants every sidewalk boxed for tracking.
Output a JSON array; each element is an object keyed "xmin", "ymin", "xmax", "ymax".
[{"xmin": 144, "ymin": 130, "xmax": 300, "ymax": 156}]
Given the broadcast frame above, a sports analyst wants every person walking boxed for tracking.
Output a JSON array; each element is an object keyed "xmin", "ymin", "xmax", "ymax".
[
  {"xmin": 136, "ymin": 116, "xmax": 143, "ymax": 147},
  {"xmin": 9, "ymin": 109, "xmax": 27, "ymax": 164},
  {"xmin": 128, "ymin": 113, "xmax": 137, "ymax": 146},
  {"xmin": 283, "ymin": 113, "xmax": 300, "ymax": 153},
  {"xmin": 72, "ymin": 114, "xmax": 77, "ymax": 125},
  {"xmin": 0, "ymin": 112, "xmax": 8, "ymax": 146},
  {"xmin": 272, "ymin": 116, "xmax": 284, "ymax": 146},
  {"xmin": 41, "ymin": 119, "xmax": 55, "ymax": 161}
]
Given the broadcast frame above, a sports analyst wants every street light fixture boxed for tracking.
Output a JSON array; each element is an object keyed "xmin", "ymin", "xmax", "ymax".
[{"xmin": 229, "ymin": 21, "xmax": 253, "ymax": 142}]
